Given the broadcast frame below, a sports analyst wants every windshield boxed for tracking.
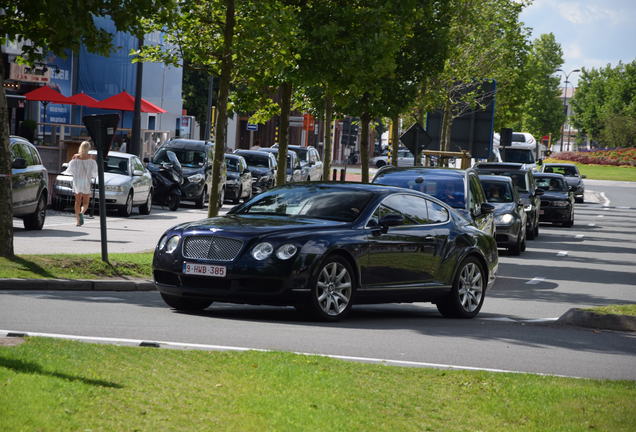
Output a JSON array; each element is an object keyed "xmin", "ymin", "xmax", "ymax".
[
  {"xmin": 536, "ymin": 176, "xmax": 568, "ymax": 192},
  {"xmin": 225, "ymin": 157, "xmax": 240, "ymax": 172},
  {"xmin": 374, "ymin": 173, "xmax": 465, "ymax": 209},
  {"xmin": 104, "ymin": 156, "xmax": 129, "ymax": 175},
  {"xmin": 292, "ymin": 147, "xmax": 308, "ymax": 161},
  {"xmin": 544, "ymin": 165, "xmax": 578, "ymax": 176},
  {"xmin": 501, "ymin": 148, "xmax": 535, "ymax": 164},
  {"xmin": 236, "ymin": 186, "xmax": 373, "ymax": 222},
  {"xmin": 482, "ymin": 181, "xmax": 514, "ymax": 203},
  {"xmin": 152, "ymin": 147, "xmax": 206, "ymax": 168},
  {"xmin": 477, "ymin": 170, "xmax": 528, "ymax": 192},
  {"xmin": 239, "ymin": 153, "xmax": 270, "ymax": 168}
]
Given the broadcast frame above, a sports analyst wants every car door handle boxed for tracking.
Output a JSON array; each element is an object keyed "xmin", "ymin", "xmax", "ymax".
[{"xmin": 424, "ymin": 236, "xmax": 435, "ymax": 241}]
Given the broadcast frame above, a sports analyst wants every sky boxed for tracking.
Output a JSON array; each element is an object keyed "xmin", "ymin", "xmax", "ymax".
[{"xmin": 520, "ymin": 0, "xmax": 636, "ymax": 86}]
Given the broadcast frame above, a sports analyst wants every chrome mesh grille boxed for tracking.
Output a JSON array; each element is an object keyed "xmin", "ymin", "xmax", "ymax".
[{"xmin": 182, "ymin": 236, "xmax": 243, "ymax": 261}]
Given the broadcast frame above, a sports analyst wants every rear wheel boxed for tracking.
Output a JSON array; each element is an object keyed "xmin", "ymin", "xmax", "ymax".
[
  {"xmin": 160, "ymin": 293, "xmax": 212, "ymax": 311},
  {"xmin": 436, "ymin": 257, "xmax": 485, "ymax": 318},
  {"xmin": 23, "ymin": 193, "xmax": 46, "ymax": 230}
]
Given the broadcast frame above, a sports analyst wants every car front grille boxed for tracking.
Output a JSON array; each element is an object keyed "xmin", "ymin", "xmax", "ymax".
[
  {"xmin": 541, "ymin": 200, "xmax": 551, "ymax": 207},
  {"xmin": 182, "ymin": 236, "xmax": 243, "ymax": 262}
]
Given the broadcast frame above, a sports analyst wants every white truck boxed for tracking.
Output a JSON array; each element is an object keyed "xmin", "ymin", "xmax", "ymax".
[{"xmin": 491, "ymin": 132, "xmax": 544, "ymax": 171}]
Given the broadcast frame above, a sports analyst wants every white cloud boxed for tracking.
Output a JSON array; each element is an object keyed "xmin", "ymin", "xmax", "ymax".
[{"xmin": 556, "ymin": 1, "xmax": 624, "ymax": 25}]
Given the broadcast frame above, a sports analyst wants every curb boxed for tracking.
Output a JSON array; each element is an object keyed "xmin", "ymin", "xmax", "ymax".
[
  {"xmin": 558, "ymin": 308, "xmax": 636, "ymax": 332},
  {"xmin": 0, "ymin": 278, "xmax": 155, "ymax": 291}
]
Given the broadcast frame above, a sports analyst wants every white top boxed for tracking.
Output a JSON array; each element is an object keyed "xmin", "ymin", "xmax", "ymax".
[{"xmin": 67, "ymin": 157, "xmax": 98, "ymax": 194}]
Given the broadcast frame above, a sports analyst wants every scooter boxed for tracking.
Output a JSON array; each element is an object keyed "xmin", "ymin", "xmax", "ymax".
[{"xmin": 147, "ymin": 150, "xmax": 183, "ymax": 211}]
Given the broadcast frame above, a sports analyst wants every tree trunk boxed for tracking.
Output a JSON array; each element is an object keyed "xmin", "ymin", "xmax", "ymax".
[
  {"xmin": 0, "ymin": 59, "xmax": 14, "ymax": 257},
  {"xmin": 322, "ymin": 89, "xmax": 333, "ymax": 180},
  {"xmin": 391, "ymin": 114, "xmax": 399, "ymax": 167},
  {"xmin": 360, "ymin": 112, "xmax": 370, "ymax": 183},
  {"xmin": 207, "ymin": 0, "xmax": 235, "ymax": 218},
  {"xmin": 276, "ymin": 81, "xmax": 292, "ymax": 186}
]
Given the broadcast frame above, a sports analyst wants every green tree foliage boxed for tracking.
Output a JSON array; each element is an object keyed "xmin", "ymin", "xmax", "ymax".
[
  {"xmin": 519, "ymin": 33, "xmax": 565, "ymax": 141},
  {"xmin": 181, "ymin": 62, "xmax": 210, "ymax": 138},
  {"xmin": 572, "ymin": 61, "xmax": 636, "ymax": 147},
  {"xmin": 0, "ymin": 0, "xmax": 176, "ymax": 257}
]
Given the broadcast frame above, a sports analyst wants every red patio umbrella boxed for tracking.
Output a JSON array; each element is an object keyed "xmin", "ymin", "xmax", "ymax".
[
  {"xmin": 66, "ymin": 92, "xmax": 99, "ymax": 107},
  {"xmin": 24, "ymin": 85, "xmax": 74, "ymax": 105},
  {"xmin": 92, "ymin": 90, "xmax": 166, "ymax": 113}
]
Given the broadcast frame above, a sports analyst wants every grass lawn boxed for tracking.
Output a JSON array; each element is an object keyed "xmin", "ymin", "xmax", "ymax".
[
  {"xmin": 543, "ymin": 159, "xmax": 636, "ymax": 181},
  {"xmin": 586, "ymin": 304, "xmax": 636, "ymax": 317},
  {"xmin": 1, "ymin": 337, "xmax": 635, "ymax": 431},
  {"xmin": 0, "ymin": 253, "xmax": 153, "ymax": 279}
]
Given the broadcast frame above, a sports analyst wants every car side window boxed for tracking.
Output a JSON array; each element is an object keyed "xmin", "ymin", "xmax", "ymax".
[
  {"xmin": 132, "ymin": 157, "xmax": 144, "ymax": 172},
  {"xmin": 27, "ymin": 145, "xmax": 42, "ymax": 166},
  {"xmin": 382, "ymin": 194, "xmax": 430, "ymax": 225},
  {"xmin": 16, "ymin": 143, "xmax": 35, "ymax": 166},
  {"xmin": 427, "ymin": 200, "xmax": 449, "ymax": 223},
  {"xmin": 312, "ymin": 149, "xmax": 321, "ymax": 162},
  {"xmin": 468, "ymin": 174, "xmax": 485, "ymax": 213}
]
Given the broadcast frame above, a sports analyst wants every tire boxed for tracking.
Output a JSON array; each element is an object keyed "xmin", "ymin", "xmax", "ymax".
[
  {"xmin": 232, "ymin": 186, "xmax": 242, "ymax": 204},
  {"xmin": 436, "ymin": 257, "xmax": 486, "ymax": 319},
  {"xmin": 509, "ymin": 231, "xmax": 523, "ymax": 256},
  {"xmin": 520, "ymin": 233, "xmax": 526, "ymax": 252},
  {"xmin": 376, "ymin": 160, "xmax": 386, "ymax": 168},
  {"xmin": 533, "ymin": 222, "xmax": 539, "ymax": 238},
  {"xmin": 218, "ymin": 188, "xmax": 225, "ymax": 209},
  {"xmin": 575, "ymin": 197, "xmax": 584, "ymax": 204},
  {"xmin": 167, "ymin": 191, "xmax": 180, "ymax": 211},
  {"xmin": 119, "ymin": 191, "xmax": 133, "ymax": 217},
  {"xmin": 563, "ymin": 214, "xmax": 574, "ymax": 227},
  {"xmin": 23, "ymin": 193, "xmax": 47, "ymax": 230},
  {"xmin": 52, "ymin": 195, "xmax": 65, "ymax": 211},
  {"xmin": 301, "ymin": 255, "xmax": 355, "ymax": 322},
  {"xmin": 194, "ymin": 189, "xmax": 205, "ymax": 209},
  {"xmin": 160, "ymin": 293, "xmax": 212, "ymax": 312},
  {"xmin": 139, "ymin": 189, "xmax": 152, "ymax": 215}
]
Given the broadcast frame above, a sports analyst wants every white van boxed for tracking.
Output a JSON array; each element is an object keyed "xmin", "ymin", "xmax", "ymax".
[{"xmin": 491, "ymin": 132, "xmax": 541, "ymax": 171}]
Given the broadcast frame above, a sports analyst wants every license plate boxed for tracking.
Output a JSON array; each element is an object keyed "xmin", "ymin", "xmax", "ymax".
[
  {"xmin": 182, "ymin": 262, "xmax": 226, "ymax": 277},
  {"xmin": 539, "ymin": 210, "xmax": 545, "ymax": 215}
]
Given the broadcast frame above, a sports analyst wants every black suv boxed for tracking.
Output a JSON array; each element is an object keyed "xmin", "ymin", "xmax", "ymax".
[
  {"xmin": 10, "ymin": 136, "xmax": 48, "ymax": 230},
  {"xmin": 148, "ymin": 139, "xmax": 225, "ymax": 208},
  {"xmin": 372, "ymin": 166, "xmax": 495, "ymax": 235},
  {"xmin": 474, "ymin": 162, "xmax": 543, "ymax": 239}
]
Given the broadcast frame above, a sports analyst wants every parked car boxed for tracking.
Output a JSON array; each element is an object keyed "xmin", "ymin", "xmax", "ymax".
[
  {"xmin": 54, "ymin": 151, "xmax": 152, "ymax": 217},
  {"xmin": 10, "ymin": 135, "xmax": 48, "ymax": 230},
  {"xmin": 479, "ymin": 175, "xmax": 527, "ymax": 255},
  {"xmin": 287, "ymin": 145, "xmax": 323, "ymax": 181},
  {"xmin": 542, "ymin": 163, "xmax": 585, "ymax": 203},
  {"xmin": 153, "ymin": 183, "xmax": 498, "ymax": 321},
  {"xmin": 224, "ymin": 154, "xmax": 252, "ymax": 204},
  {"xmin": 147, "ymin": 139, "xmax": 222, "ymax": 208},
  {"xmin": 259, "ymin": 147, "xmax": 303, "ymax": 182},
  {"xmin": 533, "ymin": 173, "xmax": 575, "ymax": 227},
  {"xmin": 473, "ymin": 162, "xmax": 543, "ymax": 240},
  {"xmin": 233, "ymin": 150, "xmax": 277, "ymax": 195},
  {"xmin": 371, "ymin": 147, "xmax": 422, "ymax": 168},
  {"xmin": 372, "ymin": 167, "xmax": 495, "ymax": 235}
]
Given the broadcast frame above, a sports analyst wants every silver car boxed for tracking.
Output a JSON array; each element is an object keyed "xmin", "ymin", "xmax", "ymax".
[{"xmin": 53, "ymin": 150, "xmax": 153, "ymax": 217}]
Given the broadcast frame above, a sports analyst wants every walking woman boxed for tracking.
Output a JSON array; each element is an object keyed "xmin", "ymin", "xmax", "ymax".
[{"xmin": 67, "ymin": 141, "xmax": 98, "ymax": 226}]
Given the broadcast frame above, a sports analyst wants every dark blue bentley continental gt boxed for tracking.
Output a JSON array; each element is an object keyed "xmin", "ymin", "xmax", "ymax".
[{"xmin": 153, "ymin": 183, "xmax": 498, "ymax": 321}]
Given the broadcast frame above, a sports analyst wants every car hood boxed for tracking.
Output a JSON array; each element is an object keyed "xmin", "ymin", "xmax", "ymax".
[
  {"xmin": 492, "ymin": 202, "xmax": 516, "ymax": 215},
  {"xmin": 540, "ymin": 191, "xmax": 569, "ymax": 200},
  {"xmin": 173, "ymin": 214, "xmax": 347, "ymax": 238},
  {"xmin": 182, "ymin": 166, "xmax": 205, "ymax": 176},
  {"xmin": 226, "ymin": 171, "xmax": 241, "ymax": 180},
  {"xmin": 564, "ymin": 177, "xmax": 581, "ymax": 187},
  {"xmin": 247, "ymin": 166, "xmax": 272, "ymax": 177},
  {"xmin": 57, "ymin": 172, "xmax": 129, "ymax": 186}
]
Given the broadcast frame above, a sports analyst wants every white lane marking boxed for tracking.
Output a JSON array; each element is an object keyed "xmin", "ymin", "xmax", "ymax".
[
  {"xmin": 85, "ymin": 296, "xmax": 124, "ymax": 301},
  {"xmin": 600, "ymin": 192, "xmax": 611, "ymax": 207},
  {"xmin": 481, "ymin": 317, "xmax": 516, "ymax": 322},
  {"xmin": 0, "ymin": 329, "xmax": 582, "ymax": 379},
  {"xmin": 557, "ymin": 251, "xmax": 568, "ymax": 257},
  {"xmin": 526, "ymin": 277, "xmax": 545, "ymax": 285},
  {"xmin": 521, "ymin": 318, "xmax": 560, "ymax": 323},
  {"xmin": 575, "ymin": 234, "xmax": 584, "ymax": 239},
  {"xmin": 597, "ymin": 215, "xmax": 604, "ymax": 218},
  {"xmin": 617, "ymin": 206, "xmax": 630, "ymax": 209},
  {"xmin": 587, "ymin": 223, "xmax": 596, "ymax": 227}
]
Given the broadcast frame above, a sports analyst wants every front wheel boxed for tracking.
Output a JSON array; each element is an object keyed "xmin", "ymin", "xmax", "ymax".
[
  {"xmin": 23, "ymin": 193, "xmax": 47, "ymax": 230},
  {"xmin": 436, "ymin": 257, "xmax": 486, "ymax": 318},
  {"xmin": 119, "ymin": 191, "xmax": 133, "ymax": 217},
  {"xmin": 300, "ymin": 255, "xmax": 354, "ymax": 321},
  {"xmin": 139, "ymin": 189, "xmax": 152, "ymax": 215},
  {"xmin": 232, "ymin": 186, "xmax": 242, "ymax": 204},
  {"xmin": 376, "ymin": 160, "xmax": 386, "ymax": 168},
  {"xmin": 509, "ymin": 231, "xmax": 523, "ymax": 256},
  {"xmin": 167, "ymin": 191, "xmax": 180, "ymax": 211},
  {"xmin": 161, "ymin": 293, "xmax": 212, "ymax": 311}
]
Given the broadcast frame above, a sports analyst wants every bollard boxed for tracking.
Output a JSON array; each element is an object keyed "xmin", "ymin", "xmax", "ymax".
[
  {"xmin": 340, "ymin": 168, "xmax": 346, "ymax": 182},
  {"xmin": 332, "ymin": 168, "xmax": 338, "ymax": 181}
]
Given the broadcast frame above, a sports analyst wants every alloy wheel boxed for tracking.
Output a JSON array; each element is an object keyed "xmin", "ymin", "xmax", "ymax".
[
  {"xmin": 316, "ymin": 261, "xmax": 352, "ymax": 317},
  {"xmin": 457, "ymin": 262, "xmax": 483, "ymax": 313}
]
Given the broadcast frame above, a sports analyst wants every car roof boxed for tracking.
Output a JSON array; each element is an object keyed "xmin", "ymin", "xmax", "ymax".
[
  {"xmin": 478, "ymin": 174, "xmax": 513, "ymax": 184},
  {"xmin": 475, "ymin": 162, "xmax": 525, "ymax": 170},
  {"xmin": 543, "ymin": 163, "xmax": 576, "ymax": 167},
  {"xmin": 375, "ymin": 166, "xmax": 468, "ymax": 178},
  {"xmin": 534, "ymin": 172, "xmax": 565, "ymax": 179},
  {"xmin": 224, "ymin": 153, "xmax": 243, "ymax": 160},
  {"xmin": 163, "ymin": 139, "xmax": 213, "ymax": 149}
]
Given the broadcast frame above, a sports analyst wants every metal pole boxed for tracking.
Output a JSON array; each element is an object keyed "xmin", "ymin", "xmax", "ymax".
[
  {"xmin": 561, "ymin": 78, "xmax": 568, "ymax": 152},
  {"xmin": 94, "ymin": 118, "xmax": 109, "ymax": 262},
  {"xmin": 132, "ymin": 36, "xmax": 144, "ymax": 157}
]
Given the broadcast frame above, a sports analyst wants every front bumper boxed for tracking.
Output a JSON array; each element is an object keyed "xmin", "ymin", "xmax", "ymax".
[
  {"xmin": 53, "ymin": 184, "xmax": 128, "ymax": 206},
  {"xmin": 225, "ymin": 183, "xmax": 241, "ymax": 200},
  {"xmin": 494, "ymin": 224, "xmax": 519, "ymax": 247},
  {"xmin": 539, "ymin": 205, "xmax": 571, "ymax": 222}
]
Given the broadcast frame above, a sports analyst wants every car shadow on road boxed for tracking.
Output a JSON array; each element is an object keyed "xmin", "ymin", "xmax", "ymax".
[{"xmin": 12, "ymin": 228, "xmax": 89, "ymax": 238}]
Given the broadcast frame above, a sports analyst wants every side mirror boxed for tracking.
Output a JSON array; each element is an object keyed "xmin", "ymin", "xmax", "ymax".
[
  {"xmin": 581, "ymin": 174, "xmax": 586, "ymax": 179},
  {"xmin": 480, "ymin": 203, "xmax": 495, "ymax": 214},
  {"xmin": 535, "ymin": 188, "xmax": 545, "ymax": 196},
  {"xmin": 379, "ymin": 213, "xmax": 404, "ymax": 232},
  {"xmin": 143, "ymin": 157, "xmax": 150, "ymax": 163},
  {"xmin": 569, "ymin": 186, "xmax": 576, "ymax": 192},
  {"xmin": 12, "ymin": 158, "xmax": 27, "ymax": 169},
  {"xmin": 133, "ymin": 169, "xmax": 145, "ymax": 176}
]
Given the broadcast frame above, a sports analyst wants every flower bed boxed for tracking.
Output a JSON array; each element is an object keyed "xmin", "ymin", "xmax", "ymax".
[{"xmin": 552, "ymin": 148, "xmax": 636, "ymax": 166}]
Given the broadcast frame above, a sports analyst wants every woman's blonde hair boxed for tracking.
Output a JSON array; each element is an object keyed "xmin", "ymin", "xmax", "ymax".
[{"xmin": 78, "ymin": 141, "xmax": 92, "ymax": 156}]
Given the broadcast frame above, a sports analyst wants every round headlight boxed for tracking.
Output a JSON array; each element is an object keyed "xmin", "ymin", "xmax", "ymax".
[
  {"xmin": 158, "ymin": 235, "xmax": 168, "ymax": 250},
  {"xmin": 496, "ymin": 213, "xmax": 514, "ymax": 224},
  {"xmin": 165, "ymin": 235, "xmax": 181, "ymax": 254},
  {"xmin": 276, "ymin": 243, "xmax": 298, "ymax": 260},
  {"xmin": 251, "ymin": 242, "xmax": 273, "ymax": 260}
]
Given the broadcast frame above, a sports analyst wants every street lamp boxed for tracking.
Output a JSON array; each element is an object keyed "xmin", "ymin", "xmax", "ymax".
[{"xmin": 556, "ymin": 68, "xmax": 580, "ymax": 152}]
